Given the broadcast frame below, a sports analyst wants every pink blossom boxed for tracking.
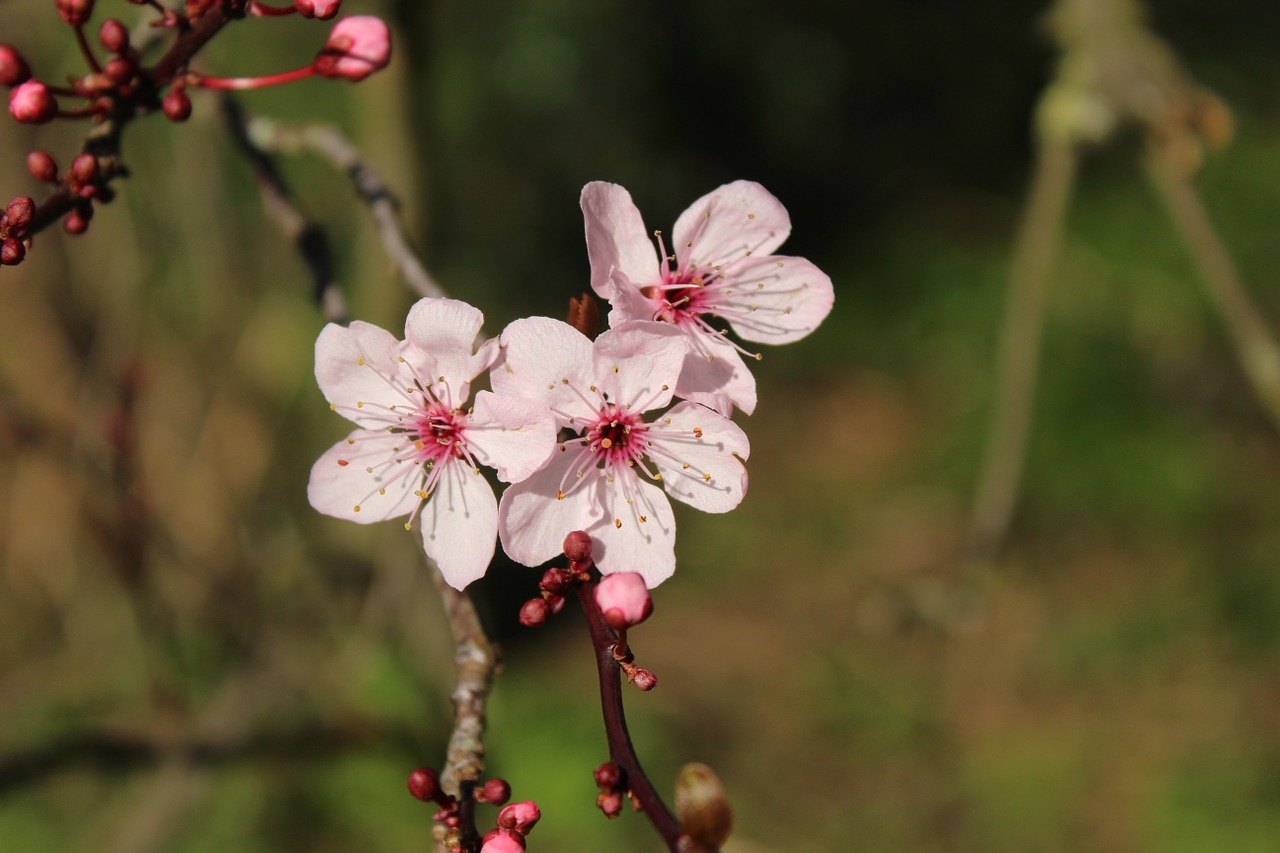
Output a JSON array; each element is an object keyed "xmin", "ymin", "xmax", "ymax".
[
  {"xmin": 595, "ymin": 572, "xmax": 652, "ymax": 629},
  {"xmin": 497, "ymin": 800, "xmax": 541, "ymax": 834},
  {"xmin": 494, "ymin": 319, "xmax": 750, "ymax": 587},
  {"xmin": 8, "ymin": 80, "xmax": 56, "ymax": 124},
  {"xmin": 581, "ymin": 181, "xmax": 834, "ymax": 416},
  {"xmin": 314, "ymin": 15, "xmax": 391, "ymax": 82},
  {"xmin": 479, "ymin": 829, "xmax": 525, "ymax": 853},
  {"xmin": 308, "ymin": 298, "xmax": 557, "ymax": 589}
]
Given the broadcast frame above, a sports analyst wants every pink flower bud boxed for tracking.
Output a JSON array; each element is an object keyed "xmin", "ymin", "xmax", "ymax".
[
  {"xmin": 70, "ymin": 153, "xmax": 98, "ymax": 186},
  {"xmin": 103, "ymin": 57, "xmax": 135, "ymax": 85},
  {"xmin": 64, "ymin": 206, "xmax": 92, "ymax": 235},
  {"xmin": 0, "ymin": 44, "xmax": 31, "ymax": 87},
  {"xmin": 476, "ymin": 777, "xmax": 511, "ymax": 806},
  {"xmin": 313, "ymin": 16, "xmax": 391, "ymax": 82},
  {"xmin": 406, "ymin": 767, "xmax": 441, "ymax": 802},
  {"xmin": 479, "ymin": 829, "xmax": 525, "ymax": 853},
  {"xmin": 163, "ymin": 88, "xmax": 192, "ymax": 121},
  {"xmin": 563, "ymin": 530, "xmax": 592, "ymax": 563},
  {"xmin": 496, "ymin": 800, "xmax": 541, "ymax": 835},
  {"xmin": 518, "ymin": 597, "xmax": 549, "ymax": 627},
  {"xmin": 631, "ymin": 667, "xmax": 657, "ymax": 691},
  {"xmin": 593, "ymin": 761, "xmax": 623, "ymax": 791},
  {"xmin": 1, "ymin": 237, "xmax": 25, "ymax": 266},
  {"xmin": 98, "ymin": 18, "xmax": 129, "ymax": 53},
  {"xmin": 594, "ymin": 572, "xmax": 652, "ymax": 630},
  {"xmin": 5, "ymin": 196, "xmax": 34, "ymax": 232},
  {"xmin": 56, "ymin": 0, "xmax": 95, "ymax": 27},
  {"xmin": 596, "ymin": 789, "xmax": 624, "ymax": 819},
  {"xmin": 26, "ymin": 151, "xmax": 58, "ymax": 183},
  {"xmin": 8, "ymin": 80, "xmax": 57, "ymax": 124},
  {"xmin": 295, "ymin": 0, "xmax": 341, "ymax": 19}
]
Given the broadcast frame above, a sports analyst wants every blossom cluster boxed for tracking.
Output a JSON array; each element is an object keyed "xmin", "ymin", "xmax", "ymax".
[{"xmin": 309, "ymin": 181, "xmax": 834, "ymax": 589}]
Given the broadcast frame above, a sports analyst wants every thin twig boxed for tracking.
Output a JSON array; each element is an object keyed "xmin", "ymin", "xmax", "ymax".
[
  {"xmin": 1146, "ymin": 152, "xmax": 1280, "ymax": 429},
  {"xmin": 243, "ymin": 117, "xmax": 446, "ymax": 300},
  {"xmin": 576, "ymin": 581, "xmax": 688, "ymax": 851},
  {"xmin": 969, "ymin": 139, "xmax": 1079, "ymax": 563}
]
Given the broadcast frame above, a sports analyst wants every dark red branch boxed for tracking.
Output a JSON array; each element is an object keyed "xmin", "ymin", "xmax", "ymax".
[{"xmin": 576, "ymin": 581, "xmax": 684, "ymax": 850}]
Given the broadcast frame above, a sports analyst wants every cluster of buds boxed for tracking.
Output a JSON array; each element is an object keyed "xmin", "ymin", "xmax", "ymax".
[
  {"xmin": 593, "ymin": 761, "xmax": 629, "ymax": 820},
  {"xmin": 518, "ymin": 531, "xmax": 595, "ymax": 627},
  {"xmin": 0, "ymin": 196, "xmax": 34, "ymax": 265},
  {"xmin": 406, "ymin": 767, "xmax": 540, "ymax": 852},
  {"xmin": 0, "ymin": 0, "xmax": 392, "ymax": 270}
]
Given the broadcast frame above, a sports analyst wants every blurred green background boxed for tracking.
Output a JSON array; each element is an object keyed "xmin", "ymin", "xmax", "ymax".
[{"xmin": 4, "ymin": 0, "xmax": 1280, "ymax": 850}]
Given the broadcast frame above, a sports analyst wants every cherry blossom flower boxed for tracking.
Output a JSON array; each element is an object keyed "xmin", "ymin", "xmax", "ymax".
[
  {"xmin": 308, "ymin": 298, "xmax": 557, "ymax": 589},
  {"xmin": 581, "ymin": 180, "xmax": 834, "ymax": 416},
  {"xmin": 494, "ymin": 318, "xmax": 750, "ymax": 587}
]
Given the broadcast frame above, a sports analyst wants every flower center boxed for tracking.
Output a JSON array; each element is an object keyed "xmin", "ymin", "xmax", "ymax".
[
  {"xmin": 585, "ymin": 404, "xmax": 648, "ymax": 466},
  {"xmin": 408, "ymin": 401, "xmax": 468, "ymax": 463}
]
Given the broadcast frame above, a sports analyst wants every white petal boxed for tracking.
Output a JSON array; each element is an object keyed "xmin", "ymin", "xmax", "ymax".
[
  {"xmin": 581, "ymin": 182, "xmax": 661, "ymax": 298},
  {"xmin": 491, "ymin": 317, "xmax": 596, "ymax": 427},
  {"xmin": 404, "ymin": 297, "xmax": 486, "ymax": 402},
  {"xmin": 420, "ymin": 459, "xmax": 498, "ymax": 589},
  {"xmin": 308, "ymin": 429, "xmax": 425, "ymax": 522},
  {"xmin": 498, "ymin": 454, "xmax": 602, "ymax": 567},
  {"xmin": 673, "ymin": 333, "xmax": 757, "ymax": 417},
  {"xmin": 672, "ymin": 181, "xmax": 791, "ymax": 271},
  {"xmin": 314, "ymin": 321, "xmax": 414, "ymax": 428},
  {"xmin": 466, "ymin": 390, "xmax": 558, "ymax": 483},
  {"xmin": 649, "ymin": 401, "xmax": 750, "ymax": 514},
  {"xmin": 718, "ymin": 255, "xmax": 834, "ymax": 344},
  {"xmin": 592, "ymin": 321, "xmax": 687, "ymax": 413},
  {"xmin": 589, "ymin": 476, "xmax": 676, "ymax": 588}
]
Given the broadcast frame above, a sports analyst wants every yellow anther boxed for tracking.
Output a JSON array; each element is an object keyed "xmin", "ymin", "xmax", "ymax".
[
  {"xmin": 601, "ymin": 438, "xmax": 613, "ymax": 449},
  {"xmin": 397, "ymin": 356, "xmax": 405, "ymax": 362},
  {"xmin": 557, "ymin": 490, "xmax": 565, "ymax": 500},
  {"xmin": 747, "ymin": 213, "xmax": 755, "ymax": 219},
  {"xmin": 612, "ymin": 366, "xmax": 619, "ymax": 373},
  {"xmin": 404, "ymin": 522, "xmax": 412, "ymax": 530},
  {"xmin": 639, "ymin": 515, "xmax": 647, "ymax": 523},
  {"xmin": 661, "ymin": 384, "xmax": 669, "ymax": 391},
  {"xmin": 379, "ymin": 488, "xmax": 386, "ymax": 495},
  {"xmin": 347, "ymin": 438, "xmax": 355, "ymax": 445},
  {"xmin": 682, "ymin": 463, "xmax": 690, "ymax": 470},
  {"xmin": 357, "ymin": 358, "xmax": 365, "ymax": 366},
  {"xmin": 414, "ymin": 440, "xmax": 425, "ymax": 450},
  {"xmin": 615, "ymin": 518, "xmax": 622, "ymax": 529},
  {"xmin": 356, "ymin": 401, "xmax": 364, "ymax": 408},
  {"xmin": 703, "ymin": 473, "xmax": 711, "ymax": 481},
  {"xmin": 353, "ymin": 505, "xmax": 361, "ymax": 512}
]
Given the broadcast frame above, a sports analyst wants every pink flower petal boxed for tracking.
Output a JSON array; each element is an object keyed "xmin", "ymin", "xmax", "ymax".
[
  {"xmin": 592, "ymin": 321, "xmax": 687, "ymax": 413},
  {"xmin": 673, "ymin": 335, "xmax": 757, "ymax": 417},
  {"xmin": 719, "ymin": 255, "xmax": 835, "ymax": 344},
  {"xmin": 314, "ymin": 321, "xmax": 413, "ymax": 428},
  {"xmin": 420, "ymin": 458, "xmax": 498, "ymax": 589},
  {"xmin": 308, "ymin": 429, "xmax": 423, "ymax": 521},
  {"xmin": 672, "ymin": 181, "xmax": 791, "ymax": 272},
  {"xmin": 404, "ymin": 297, "xmax": 487, "ymax": 403},
  {"xmin": 491, "ymin": 317, "xmax": 595, "ymax": 427},
  {"xmin": 649, "ymin": 401, "xmax": 750, "ymax": 514},
  {"xmin": 466, "ymin": 390, "xmax": 557, "ymax": 484},
  {"xmin": 581, "ymin": 181, "xmax": 660, "ymax": 299},
  {"xmin": 498, "ymin": 455, "xmax": 602, "ymax": 568},
  {"xmin": 590, "ymin": 476, "xmax": 676, "ymax": 587},
  {"xmin": 604, "ymin": 268, "xmax": 660, "ymax": 326}
]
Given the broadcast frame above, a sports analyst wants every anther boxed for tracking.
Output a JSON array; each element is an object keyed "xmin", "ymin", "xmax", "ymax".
[
  {"xmin": 615, "ymin": 519, "xmax": 622, "ymax": 528},
  {"xmin": 337, "ymin": 459, "xmax": 349, "ymax": 466},
  {"xmin": 353, "ymin": 505, "xmax": 361, "ymax": 512}
]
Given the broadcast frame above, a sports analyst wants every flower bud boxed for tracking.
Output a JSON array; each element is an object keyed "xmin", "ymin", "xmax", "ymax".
[
  {"xmin": 295, "ymin": 0, "xmax": 341, "ymax": 19},
  {"xmin": 496, "ymin": 800, "xmax": 540, "ymax": 835},
  {"xmin": 70, "ymin": 153, "xmax": 98, "ymax": 187},
  {"xmin": 476, "ymin": 777, "xmax": 511, "ymax": 806},
  {"xmin": 479, "ymin": 829, "xmax": 525, "ymax": 853},
  {"xmin": 595, "ymin": 572, "xmax": 652, "ymax": 631},
  {"xmin": 313, "ymin": 16, "xmax": 391, "ymax": 82},
  {"xmin": 562, "ymin": 530, "xmax": 592, "ymax": 563},
  {"xmin": 64, "ymin": 206, "xmax": 91, "ymax": 234},
  {"xmin": 595, "ymin": 789, "xmax": 624, "ymax": 819},
  {"xmin": 163, "ymin": 88, "xmax": 192, "ymax": 122},
  {"xmin": 406, "ymin": 766, "xmax": 441, "ymax": 802},
  {"xmin": 56, "ymin": 0, "xmax": 95, "ymax": 27},
  {"xmin": 518, "ymin": 596, "xmax": 549, "ymax": 627},
  {"xmin": 593, "ymin": 761, "xmax": 623, "ymax": 791},
  {"xmin": 98, "ymin": 18, "xmax": 129, "ymax": 53},
  {"xmin": 26, "ymin": 151, "xmax": 58, "ymax": 183},
  {"xmin": 0, "ymin": 44, "xmax": 31, "ymax": 87},
  {"xmin": 539, "ymin": 568, "xmax": 565, "ymax": 595},
  {"xmin": 631, "ymin": 667, "xmax": 657, "ymax": 691},
  {"xmin": 675, "ymin": 762, "xmax": 733, "ymax": 849},
  {"xmin": 103, "ymin": 57, "xmax": 135, "ymax": 86},
  {"xmin": 0, "ymin": 237, "xmax": 25, "ymax": 266},
  {"xmin": 8, "ymin": 80, "xmax": 56, "ymax": 124},
  {"xmin": 5, "ymin": 196, "xmax": 34, "ymax": 232}
]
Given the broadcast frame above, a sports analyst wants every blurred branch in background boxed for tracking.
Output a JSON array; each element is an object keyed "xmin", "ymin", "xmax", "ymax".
[{"xmin": 969, "ymin": 0, "xmax": 1280, "ymax": 565}]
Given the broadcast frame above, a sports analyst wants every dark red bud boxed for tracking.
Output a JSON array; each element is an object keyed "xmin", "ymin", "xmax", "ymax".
[
  {"xmin": 563, "ymin": 530, "xmax": 592, "ymax": 563},
  {"xmin": 56, "ymin": 0, "xmax": 96, "ymax": 27},
  {"xmin": 162, "ymin": 88, "xmax": 191, "ymax": 122},
  {"xmin": 406, "ymin": 767, "xmax": 440, "ymax": 802},
  {"xmin": 596, "ymin": 790, "xmax": 624, "ymax": 819},
  {"xmin": 70, "ymin": 153, "xmax": 98, "ymax": 185},
  {"xmin": 26, "ymin": 151, "xmax": 58, "ymax": 183},
  {"xmin": 593, "ymin": 762, "xmax": 623, "ymax": 791},
  {"xmin": 103, "ymin": 57, "xmax": 135, "ymax": 85},
  {"xmin": 0, "ymin": 237, "xmax": 25, "ymax": 266},
  {"xmin": 63, "ymin": 206, "xmax": 92, "ymax": 235},
  {"xmin": 476, "ymin": 777, "xmax": 511, "ymax": 806},
  {"xmin": 98, "ymin": 18, "xmax": 129, "ymax": 52},
  {"xmin": 518, "ymin": 597, "xmax": 549, "ymax": 627},
  {"xmin": 539, "ymin": 568, "xmax": 565, "ymax": 594},
  {"xmin": 0, "ymin": 44, "xmax": 30, "ymax": 87},
  {"xmin": 631, "ymin": 668, "xmax": 657, "ymax": 691},
  {"xmin": 5, "ymin": 197, "xmax": 34, "ymax": 232}
]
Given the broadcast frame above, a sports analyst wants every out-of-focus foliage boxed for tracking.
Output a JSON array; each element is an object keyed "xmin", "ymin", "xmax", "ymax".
[{"xmin": 3, "ymin": 0, "xmax": 1280, "ymax": 850}]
